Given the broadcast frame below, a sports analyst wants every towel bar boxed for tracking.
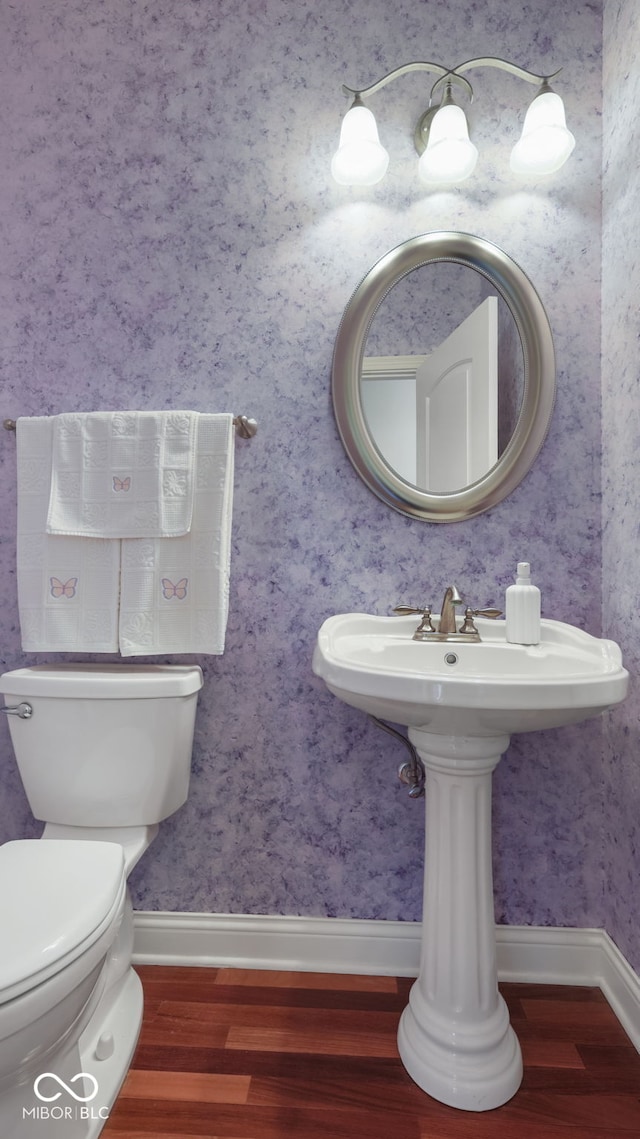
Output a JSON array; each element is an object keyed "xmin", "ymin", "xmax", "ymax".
[{"xmin": 3, "ymin": 415, "xmax": 257, "ymax": 437}]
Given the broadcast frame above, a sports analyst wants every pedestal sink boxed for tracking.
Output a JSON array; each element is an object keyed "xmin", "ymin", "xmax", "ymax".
[{"xmin": 312, "ymin": 612, "xmax": 628, "ymax": 1112}]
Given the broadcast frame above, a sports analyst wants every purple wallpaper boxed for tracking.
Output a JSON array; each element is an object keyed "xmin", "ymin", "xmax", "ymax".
[
  {"xmin": 602, "ymin": 0, "xmax": 640, "ymax": 973},
  {"xmin": 0, "ymin": 0, "xmax": 623, "ymax": 951}
]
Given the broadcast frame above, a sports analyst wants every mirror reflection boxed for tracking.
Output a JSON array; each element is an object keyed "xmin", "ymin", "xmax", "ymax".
[{"xmin": 361, "ymin": 263, "xmax": 522, "ymax": 493}]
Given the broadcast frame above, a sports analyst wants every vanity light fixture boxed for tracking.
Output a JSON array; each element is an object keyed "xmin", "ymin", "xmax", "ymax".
[{"xmin": 331, "ymin": 57, "xmax": 575, "ymax": 187}]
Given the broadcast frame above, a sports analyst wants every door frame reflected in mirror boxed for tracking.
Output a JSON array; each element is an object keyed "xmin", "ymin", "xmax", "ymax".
[{"xmin": 332, "ymin": 231, "xmax": 556, "ymax": 522}]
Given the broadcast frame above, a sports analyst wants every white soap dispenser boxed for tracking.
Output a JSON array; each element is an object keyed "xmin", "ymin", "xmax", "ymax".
[{"xmin": 505, "ymin": 562, "xmax": 541, "ymax": 645}]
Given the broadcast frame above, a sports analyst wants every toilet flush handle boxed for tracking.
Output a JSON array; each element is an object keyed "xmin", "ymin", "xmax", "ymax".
[{"xmin": 1, "ymin": 701, "xmax": 33, "ymax": 719}]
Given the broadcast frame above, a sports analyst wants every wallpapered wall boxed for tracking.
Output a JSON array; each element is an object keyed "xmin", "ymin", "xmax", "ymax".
[
  {"xmin": 0, "ymin": 0, "xmax": 618, "ymax": 945},
  {"xmin": 602, "ymin": 0, "xmax": 640, "ymax": 973}
]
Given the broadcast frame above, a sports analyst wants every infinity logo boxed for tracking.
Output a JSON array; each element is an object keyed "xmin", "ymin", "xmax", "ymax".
[{"xmin": 33, "ymin": 1072, "xmax": 99, "ymax": 1103}]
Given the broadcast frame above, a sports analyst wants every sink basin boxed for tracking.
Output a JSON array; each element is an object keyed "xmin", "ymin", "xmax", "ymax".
[
  {"xmin": 313, "ymin": 609, "xmax": 629, "ymax": 1112},
  {"xmin": 313, "ymin": 612, "xmax": 629, "ymax": 736}
]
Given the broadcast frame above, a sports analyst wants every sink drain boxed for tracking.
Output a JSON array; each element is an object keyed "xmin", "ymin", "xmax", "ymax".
[{"xmin": 444, "ymin": 652, "xmax": 459, "ymax": 665}]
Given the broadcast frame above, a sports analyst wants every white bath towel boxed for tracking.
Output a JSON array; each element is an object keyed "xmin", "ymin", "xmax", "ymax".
[
  {"xmin": 15, "ymin": 412, "xmax": 234, "ymax": 656},
  {"xmin": 46, "ymin": 410, "xmax": 197, "ymax": 537},
  {"xmin": 119, "ymin": 414, "xmax": 235, "ymax": 655},
  {"xmin": 17, "ymin": 417, "xmax": 120, "ymax": 652}
]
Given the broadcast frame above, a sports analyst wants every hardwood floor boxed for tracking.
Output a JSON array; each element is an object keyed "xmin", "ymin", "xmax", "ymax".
[{"xmin": 103, "ymin": 965, "xmax": 640, "ymax": 1138}]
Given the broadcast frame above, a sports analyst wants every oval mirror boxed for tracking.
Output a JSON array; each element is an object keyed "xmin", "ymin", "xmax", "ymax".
[{"xmin": 332, "ymin": 232, "xmax": 555, "ymax": 522}]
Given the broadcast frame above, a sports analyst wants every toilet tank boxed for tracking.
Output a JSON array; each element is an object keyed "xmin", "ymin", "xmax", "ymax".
[{"xmin": 0, "ymin": 664, "xmax": 203, "ymax": 827}]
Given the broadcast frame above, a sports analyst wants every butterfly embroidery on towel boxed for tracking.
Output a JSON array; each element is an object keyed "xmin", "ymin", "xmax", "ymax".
[
  {"xmin": 50, "ymin": 576, "xmax": 78, "ymax": 599},
  {"xmin": 161, "ymin": 577, "xmax": 188, "ymax": 601},
  {"xmin": 113, "ymin": 476, "xmax": 131, "ymax": 492}
]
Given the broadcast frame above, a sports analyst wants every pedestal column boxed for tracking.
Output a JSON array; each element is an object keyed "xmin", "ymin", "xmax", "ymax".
[{"xmin": 397, "ymin": 729, "xmax": 522, "ymax": 1112}]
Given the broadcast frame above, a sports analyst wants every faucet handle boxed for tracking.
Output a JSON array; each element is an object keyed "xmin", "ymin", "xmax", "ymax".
[
  {"xmin": 459, "ymin": 606, "xmax": 503, "ymax": 636},
  {"xmin": 394, "ymin": 605, "xmax": 436, "ymax": 637}
]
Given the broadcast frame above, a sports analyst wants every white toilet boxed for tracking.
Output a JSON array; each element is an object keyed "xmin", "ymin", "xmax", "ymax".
[{"xmin": 0, "ymin": 662, "xmax": 203, "ymax": 1138}]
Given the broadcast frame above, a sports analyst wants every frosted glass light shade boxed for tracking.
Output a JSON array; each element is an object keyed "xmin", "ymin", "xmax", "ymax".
[
  {"xmin": 418, "ymin": 104, "xmax": 478, "ymax": 185},
  {"xmin": 510, "ymin": 90, "xmax": 575, "ymax": 176},
  {"xmin": 331, "ymin": 104, "xmax": 390, "ymax": 186}
]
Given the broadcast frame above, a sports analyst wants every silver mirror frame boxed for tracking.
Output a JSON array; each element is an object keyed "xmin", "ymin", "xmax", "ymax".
[{"xmin": 332, "ymin": 231, "xmax": 556, "ymax": 522}]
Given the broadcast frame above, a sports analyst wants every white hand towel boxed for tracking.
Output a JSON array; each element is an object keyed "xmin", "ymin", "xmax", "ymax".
[
  {"xmin": 118, "ymin": 413, "xmax": 235, "ymax": 655},
  {"xmin": 46, "ymin": 411, "xmax": 197, "ymax": 538},
  {"xmin": 16, "ymin": 418, "xmax": 120, "ymax": 652}
]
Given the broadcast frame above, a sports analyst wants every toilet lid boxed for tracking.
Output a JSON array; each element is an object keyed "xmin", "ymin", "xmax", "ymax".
[
  {"xmin": 0, "ymin": 663, "xmax": 203, "ymax": 698},
  {"xmin": 0, "ymin": 840, "xmax": 125, "ymax": 999}
]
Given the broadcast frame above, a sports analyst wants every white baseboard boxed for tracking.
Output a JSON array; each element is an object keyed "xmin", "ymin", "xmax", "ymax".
[
  {"xmin": 133, "ymin": 911, "xmax": 640, "ymax": 1051},
  {"xmin": 133, "ymin": 912, "xmax": 423, "ymax": 978}
]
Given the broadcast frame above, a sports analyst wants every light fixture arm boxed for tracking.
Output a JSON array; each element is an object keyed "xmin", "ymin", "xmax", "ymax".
[
  {"xmin": 341, "ymin": 57, "xmax": 562, "ymax": 102},
  {"xmin": 341, "ymin": 62, "xmax": 450, "ymax": 101},
  {"xmin": 451, "ymin": 56, "xmax": 561, "ymax": 85}
]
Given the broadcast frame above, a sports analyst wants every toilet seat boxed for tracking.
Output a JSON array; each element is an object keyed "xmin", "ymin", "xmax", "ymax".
[{"xmin": 0, "ymin": 840, "xmax": 126, "ymax": 1003}]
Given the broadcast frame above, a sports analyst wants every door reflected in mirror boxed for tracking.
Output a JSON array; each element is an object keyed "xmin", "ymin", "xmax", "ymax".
[{"xmin": 360, "ymin": 263, "xmax": 523, "ymax": 493}]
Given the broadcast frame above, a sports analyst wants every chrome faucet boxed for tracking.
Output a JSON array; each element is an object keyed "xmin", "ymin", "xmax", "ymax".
[{"xmin": 438, "ymin": 585, "xmax": 462, "ymax": 634}]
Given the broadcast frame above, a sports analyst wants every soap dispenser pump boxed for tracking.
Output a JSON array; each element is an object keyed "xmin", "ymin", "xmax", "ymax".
[{"xmin": 505, "ymin": 562, "xmax": 541, "ymax": 645}]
